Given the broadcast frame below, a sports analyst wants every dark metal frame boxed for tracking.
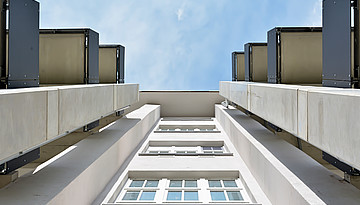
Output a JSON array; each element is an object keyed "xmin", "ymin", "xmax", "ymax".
[
  {"xmin": 39, "ymin": 28, "xmax": 100, "ymax": 84},
  {"xmin": 231, "ymin": 51, "xmax": 243, "ymax": 81},
  {"xmin": 323, "ymin": 152, "xmax": 360, "ymax": 176},
  {"xmin": 0, "ymin": 148, "xmax": 40, "ymax": 175},
  {"xmin": 1, "ymin": 0, "xmax": 40, "ymax": 89},
  {"xmin": 244, "ymin": 42, "xmax": 267, "ymax": 82},
  {"xmin": 267, "ymin": 27, "xmax": 322, "ymax": 84},
  {"xmin": 100, "ymin": 44, "xmax": 125, "ymax": 84},
  {"xmin": 322, "ymin": 0, "xmax": 358, "ymax": 88}
]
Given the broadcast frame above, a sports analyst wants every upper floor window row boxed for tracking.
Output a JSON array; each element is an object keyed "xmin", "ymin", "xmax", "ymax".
[{"xmin": 155, "ymin": 125, "xmax": 220, "ymax": 133}]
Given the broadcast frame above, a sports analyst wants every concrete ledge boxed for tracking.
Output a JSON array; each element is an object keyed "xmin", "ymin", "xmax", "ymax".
[
  {"xmin": 215, "ymin": 105, "xmax": 360, "ymax": 205},
  {"xmin": 0, "ymin": 104, "xmax": 160, "ymax": 205},
  {"xmin": 0, "ymin": 84, "xmax": 139, "ymax": 164},
  {"xmin": 219, "ymin": 81, "xmax": 360, "ymax": 170}
]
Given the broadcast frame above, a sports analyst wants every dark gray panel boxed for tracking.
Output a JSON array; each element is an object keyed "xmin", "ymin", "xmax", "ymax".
[
  {"xmin": 322, "ymin": 0, "xmax": 351, "ymax": 87},
  {"xmin": 0, "ymin": 0, "xmax": 6, "ymax": 88},
  {"xmin": 119, "ymin": 45, "xmax": 125, "ymax": 83},
  {"xmin": 244, "ymin": 44, "xmax": 251, "ymax": 82},
  {"xmin": 267, "ymin": 28, "xmax": 278, "ymax": 84},
  {"xmin": 87, "ymin": 29, "xmax": 99, "ymax": 84},
  {"xmin": 8, "ymin": 0, "xmax": 39, "ymax": 88},
  {"xmin": 322, "ymin": 79, "xmax": 352, "ymax": 88},
  {"xmin": 232, "ymin": 52, "xmax": 236, "ymax": 81}
]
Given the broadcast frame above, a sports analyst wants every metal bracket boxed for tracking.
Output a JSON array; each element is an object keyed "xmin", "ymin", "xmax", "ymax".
[
  {"xmin": 0, "ymin": 148, "xmax": 40, "ymax": 175},
  {"xmin": 265, "ymin": 121, "xmax": 282, "ymax": 132},
  {"xmin": 322, "ymin": 152, "xmax": 360, "ymax": 176},
  {"xmin": 83, "ymin": 120, "xmax": 100, "ymax": 132}
]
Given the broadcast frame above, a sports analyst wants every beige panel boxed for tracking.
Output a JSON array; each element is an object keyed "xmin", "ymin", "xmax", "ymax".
[
  {"xmin": 0, "ymin": 90, "xmax": 47, "ymax": 161},
  {"xmin": 99, "ymin": 47, "xmax": 117, "ymax": 83},
  {"xmin": 281, "ymin": 32, "xmax": 322, "ymax": 84},
  {"xmin": 236, "ymin": 53, "xmax": 245, "ymax": 81},
  {"xmin": 252, "ymin": 46, "xmax": 267, "ymax": 82},
  {"xmin": 39, "ymin": 34, "xmax": 85, "ymax": 84}
]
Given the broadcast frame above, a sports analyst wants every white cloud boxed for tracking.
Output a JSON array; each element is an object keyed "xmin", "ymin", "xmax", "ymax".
[
  {"xmin": 308, "ymin": 0, "xmax": 322, "ymax": 26},
  {"xmin": 176, "ymin": 8, "xmax": 184, "ymax": 21}
]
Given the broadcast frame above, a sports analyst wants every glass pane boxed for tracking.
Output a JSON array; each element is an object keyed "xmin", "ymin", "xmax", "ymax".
[
  {"xmin": 187, "ymin": 151, "xmax": 196, "ymax": 154},
  {"xmin": 210, "ymin": 191, "xmax": 226, "ymax": 201},
  {"xmin": 208, "ymin": 180, "xmax": 222, "ymax": 187},
  {"xmin": 139, "ymin": 191, "xmax": 156, "ymax": 200},
  {"xmin": 223, "ymin": 180, "xmax": 237, "ymax": 187},
  {"xmin": 130, "ymin": 180, "xmax": 144, "ymax": 187},
  {"xmin": 214, "ymin": 151, "xmax": 224, "ymax": 153},
  {"xmin": 204, "ymin": 151, "xmax": 213, "ymax": 154},
  {"xmin": 176, "ymin": 151, "xmax": 186, "ymax": 154},
  {"xmin": 212, "ymin": 146, "xmax": 223, "ymax": 150},
  {"xmin": 227, "ymin": 191, "xmax": 243, "ymax": 201},
  {"xmin": 184, "ymin": 191, "xmax": 198, "ymax": 201},
  {"xmin": 202, "ymin": 146, "xmax": 212, "ymax": 150},
  {"xmin": 167, "ymin": 191, "xmax": 182, "ymax": 201},
  {"xmin": 185, "ymin": 180, "xmax": 197, "ymax": 187},
  {"xmin": 149, "ymin": 151, "xmax": 158, "ymax": 154},
  {"xmin": 160, "ymin": 151, "xmax": 169, "ymax": 154},
  {"xmin": 169, "ymin": 180, "xmax": 182, "ymax": 187},
  {"xmin": 145, "ymin": 180, "xmax": 159, "ymax": 187},
  {"xmin": 122, "ymin": 191, "xmax": 140, "ymax": 200}
]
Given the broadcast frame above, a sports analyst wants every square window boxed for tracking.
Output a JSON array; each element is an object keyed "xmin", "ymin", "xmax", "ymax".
[
  {"xmin": 227, "ymin": 191, "xmax": 243, "ymax": 201},
  {"xmin": 139, "ymin": 191, "xmax": 156, "ymax": 200},
  {"xmin": 145, "ymin": 180, "xmax": 159, "ymax": 187},
  {"xmin": 223, "ymin": 180, "xmax": 237, "ymax": 187},
  {"xmin": 212, "ymin": 146, "xmax": 222, "ymax": 150},
  {"xmin": 130, "ymin": 180, "xmax": 144, "ymax": 187},
  {"xmin": 169, "ymin": 180, "xmax": 182, "ymax": 187},
  {"xmin": 202, "ymin": 147, "xmax": 212, "ymax": 151},
  {"xmin": 184, "ymin": 180, "xmax": 197, "ymax": 187},
  {"xmin": 184, "ymin": 191, "xmax": 198, "ymax": 201},
  {"xmin": 210, "ymin": 191, "xmax": 226, "ymax": 201},
  {"xmin": 208, "ymin": 180, "xmax": 222, "ymax": 187},
  {"xmin": 122, "ymin": 191, "xmax": 140, "ymax": 200},
  {"xmin": 167, "ymin": 191, "xmax": 182, "ymax": 201}
]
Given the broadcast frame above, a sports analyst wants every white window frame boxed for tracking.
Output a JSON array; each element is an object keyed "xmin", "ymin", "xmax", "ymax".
[
  {"xmin": 114, "ymin": 178, "xmax": 252, "ymax": 204},
  {"xmin": 115, "ymin": 179, "xmax": 160, "ymax": 203}
]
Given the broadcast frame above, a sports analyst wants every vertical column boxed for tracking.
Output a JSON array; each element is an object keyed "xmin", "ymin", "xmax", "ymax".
[
  {"xmin": 118, "ymin": 45, "xmax": 125, "ymax": 83},
  {"xmin": 244, "ymin": 44, "xmax": 251, "ymax": 82},
  {"xmin": 87, "ymin": 29, "xmax": 99, "ymax": 84},
  {"xmin": 267, "ymin": 28, "xmax": 278, "ymax": 84},
  {"xmin": 322, "ymin": 0, "xmax": 352, "ymax": 88},
  {"xmin": 0, "ymin": 0, "xmax": 5, "ymax": 88},
  {"xmin": 8, "ymin": 0, "xmax": 39, "ymax": 88},
  {"xmin": 232, "ymin": 52, "xmax": 237, "ymax": 81}
]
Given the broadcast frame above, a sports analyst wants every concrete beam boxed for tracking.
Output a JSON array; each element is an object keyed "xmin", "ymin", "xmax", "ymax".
[
  {"xmin": 219, "ymin": 81, "xmax": 360, "ymax": 170},
  {"xmin": 216, "ymin": 105, "xmax": 360, "ymax": 205},
  {"xmin": 0, "ymin": 104, "xmax": 160, "ymax": 205},
  {"xmin": 0, "ymin": 84, "xmax": 139, "ymax": 164}
]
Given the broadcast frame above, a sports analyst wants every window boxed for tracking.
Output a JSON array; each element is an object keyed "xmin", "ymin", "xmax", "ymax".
[
  {"xmin": 114, "ymin": 178, "xmax": 251, "ymax": 204},
  {"xmin": 116, "ymin": 179, "xmax": 159, "ymax": 202},
  {"xmin": 208, "ymin": 180, "xmax": 244, "ymax": 202},
  {"xmin": 144, "ymin": 145, "xmax": 229, "ymax": 155},
  {"xmin": 155, "ymin": 125, "xmax": 220, "ymax": 133},
  {"xmin": 166, "ymin": 180, "xmax": 199, "ymax": 202}
]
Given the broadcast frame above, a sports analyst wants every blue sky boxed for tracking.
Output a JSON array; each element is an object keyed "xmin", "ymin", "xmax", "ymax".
[{"xmin": 38, "ymin": 0, "xmax": 322, "ymax": 90}]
